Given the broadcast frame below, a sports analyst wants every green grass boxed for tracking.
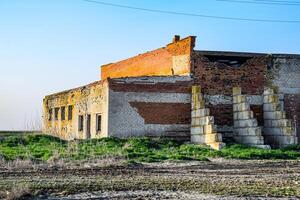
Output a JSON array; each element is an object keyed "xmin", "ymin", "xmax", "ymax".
[
  {"xmin": 0, "ymin": 134, "xmax": 299, "ymax": 162},
  {"xmin": 0, "ymin": 131, "xmax": 40, "ymax": 138}
]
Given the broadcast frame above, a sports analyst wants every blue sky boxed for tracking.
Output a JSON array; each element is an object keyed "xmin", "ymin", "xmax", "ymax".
[{"xmin": 0, "ymin": 0, "xmax": 300, "ymax": 130}]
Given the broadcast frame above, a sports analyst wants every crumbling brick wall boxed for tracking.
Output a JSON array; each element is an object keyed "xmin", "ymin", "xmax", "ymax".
[
  {"xmin": 43, "ymin": 80, "xmax": 109, "ymax": 140},
  {"xmin": 284, "ymin": 94, "xmax": 300, "ymax": 140},
  {"xmin": 192, "ymin": 51, "xmax": 270, "ymax": 95},
  {"xmin": 271, "ymin": 56, "xmax": 300, "ymax": 141},
  {"xmin": 107, "ymin": 76, "xmax": 192, "ymax": 139},
  {"xmin": 43, "ymin": 35, "xmax": 300, "ymax": 144},
  {"xmin": 101, "ymin": 36, "xmax": 195, "ymax": 80},
  {"xmin": 191, "ymin": 51, "xmax": 270, "ymax": 134}
]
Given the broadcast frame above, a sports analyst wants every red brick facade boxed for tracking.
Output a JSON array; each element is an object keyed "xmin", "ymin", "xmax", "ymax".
[
  {"xmin": 284, "ymin": 94, "xmax": 300, "ymax": 139},
  {"xmin": 130, "ymin": 102, "xmax": 191, "ymax": 124},
  {"xmin": 101, "ymin": 36, "xmax": 195, "ymax": 80},
  {"xmin": 44, "ymin": 35, "xmax": 300, "ymax": 143},
  {"xmin": 192, "ymin": 51, "xmax": 270, "ymax": 95},
  {"xmin": 207, "ymin": 105, "xmax": 263, "ymax": 127},
  {"xmin": 102, "ymin": 36, "xmax": 299, "ymax": 141},
  {"xmin": 108, "ymin": 78, "xmax": 191, "ymax": 93}
]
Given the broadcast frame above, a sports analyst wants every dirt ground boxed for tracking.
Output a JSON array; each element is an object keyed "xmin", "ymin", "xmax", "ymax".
[{"xmin": 0, "ymin": 158, "xmax": 299, "ymax": 199}]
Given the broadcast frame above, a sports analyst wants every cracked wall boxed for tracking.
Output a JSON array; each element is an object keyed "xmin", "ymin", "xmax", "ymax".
[
  {"xmin": 43, "ymin": 80, "xmax": 109, "ymax": 140},
  {"xmin": 43, "ymin": 35, "xmax": 300, "ymax": 144},
  {"xmin": 107, "ymin": 76, "xmax": 192, "ymax": 139},
  {"xmin": 191, "ymin": 51, "xmax": 270, "ymax": 135}
]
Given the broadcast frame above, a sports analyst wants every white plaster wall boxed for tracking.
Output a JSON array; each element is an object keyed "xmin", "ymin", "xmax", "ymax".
[
  {"xmin": 272, "ymin": 57, "xmax": 300, "ymax": 94},
  {"xmin": 107, "ymin": 89, "xmax": 264, "ymax": 138},
  {"xmin": 112, "ymin": 76, "xmax": 192, "ymax": 84},
  {"xmin": 205, "ymin": 95, "xmax": 263, "ymax": 105},
  {"xmin": 107, "ymin": 90, "xmax": 190, "ymax": 138}
]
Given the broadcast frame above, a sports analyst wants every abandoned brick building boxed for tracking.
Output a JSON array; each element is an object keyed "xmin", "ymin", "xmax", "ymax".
[{"xmin": 43, "ymin": 35, "xmax": 300, "ymax": 149}]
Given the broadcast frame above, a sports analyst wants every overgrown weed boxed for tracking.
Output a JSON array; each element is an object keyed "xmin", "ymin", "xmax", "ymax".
[{"xmin": 0, "ymin": 134, "xmax": 299, "ymax": 163}]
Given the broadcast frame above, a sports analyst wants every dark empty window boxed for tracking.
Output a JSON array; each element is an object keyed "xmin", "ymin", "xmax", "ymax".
[
  {"xmin": 48, "ymin": 109, "xmax": 52, "ymax": 121},
  {"xmin": 204, "ymin": 55, "xmax": 250, "ymax": 68},
  {"xmin": 54, "ymin": 108, "xmax": 59, "ymax": 120},
  {"xmin": 96, "ymin": 114, "xmax": 102, "ymax": 132},
  {"xmin": 68, "ymin": 105, "xmax": 73, "ymax": 120},
  {"xmin": 78, "ymin": 115, "xmax": 84, "ymax": 131},
  {"xmin": 61, "ymin": 106, "xmax": 65, "ymax": 120}
]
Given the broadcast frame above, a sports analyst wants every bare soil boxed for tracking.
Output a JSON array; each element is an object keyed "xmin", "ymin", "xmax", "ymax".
[{"xmin": 0, "ymin": 158, "xmax": 299, "ymax": 199}]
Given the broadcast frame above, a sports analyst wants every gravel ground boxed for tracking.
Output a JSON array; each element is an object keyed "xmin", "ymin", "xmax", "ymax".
[
  {"xmin": 0, "ymin": 159, "xmax": 299, "ymax": 199},
  {"xmin": 48, "ymin": 190, "xmax": 299, "ymax": 200}
]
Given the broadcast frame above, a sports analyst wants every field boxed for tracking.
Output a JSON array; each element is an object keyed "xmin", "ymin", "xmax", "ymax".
[
  {"xmin": 0, "ymin": 133, "xmax": 300, "ymax": 199},
  {"xmin": 0, "ymin": 131, "xmax": 40, "ymax": 138}
]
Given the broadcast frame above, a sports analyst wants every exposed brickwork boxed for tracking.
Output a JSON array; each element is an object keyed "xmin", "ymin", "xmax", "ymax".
[
  {"xmin": 101, "ymin": 36, "xmax": 195, "ymax": 80},
  {"xmin": 208, "ymin": 105, "xmax": 233, "ymax": 126},
  {"xmin": 192, "ymin": 52, "xmax": 270, "ymax": 95},
  {"xmin": 284, "ymin": 94, "xmax": 300, "ymax": 141},
  {"xmin": 130, "ymin": 102, "xmax": 191, "ymax": 124},
  {"xmin": 109, "ymin": 79, "xmax": 191, "ymax": 93},
  {"xmin": 166, "ymin": 36, "xmax": 195, "ymax": 56},
  {"xmin": 42, "ymin": 35, "xmax": 299, "ymax": 147},
  {"xmin": 43, "ymin": 80, "xmax": 109, "ymax": 140},
  {"xmin": 102, "ymin": 48, "xmax": 173, "ymax": 79},
  {"xmin": 207, "ymin": 105, "xmax": 263, "ymax": 126}
]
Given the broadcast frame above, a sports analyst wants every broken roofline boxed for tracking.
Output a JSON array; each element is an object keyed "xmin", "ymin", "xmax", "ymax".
[
  {"xmin": 99, "ymin": 35, "xmax": 300, "ymax": 66},
  {"xmin": 100, "ymin": 35, "xmax": 196, "ymax": 80},
  {"xmin": 99, "ymin": 35, "xmax": 300, "ymax": 80},
  {"xmin": 100, "ymin": 35, "xmax": 196, "ymax": 69},
  {"xmin": 44, "ymin": 75, "xmax": 192, "ymax": 99},
  {"xmin": 195, "ymin": 50, "xmax": 300, "ymax": 58},
  {"xmin": 44, "ymin": 80, "xmax": 107, "ymax": 99},
  {"xmin": 45, "ymin": 35, "xmax": 300, "ymax": 98}
]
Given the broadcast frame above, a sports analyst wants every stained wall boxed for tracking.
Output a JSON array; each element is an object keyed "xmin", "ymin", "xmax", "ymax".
[
  {"xmin": 101, "ymin": 36, "xmax": 195, "ymax": 80},
  {"xmin": 107, "ymin": 76, "xmax": 192, "ymax": 139},
  {"xmin": 270, "ymin": 55, "xmax": 300, "ymax": 141},
  {"xmin": 42, "ymin": 35, "xmax": 300, "ymax": 143},
  {"xmin": 43, "ymin": 80, "xmax": 109, "ymax": 140},
  {"xmin": 191, "ymin": 51, "xmax": 270, "ymax": 134}
]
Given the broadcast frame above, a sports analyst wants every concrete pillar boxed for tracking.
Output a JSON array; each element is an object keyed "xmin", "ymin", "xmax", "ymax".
[
  {"xmin": 263, "ymin": 88, "xmax": 298, "ymax": 148},
  {"xmin": 191, "ymin": 85, "xmax": 225, "ymax": 150},
  {"xmin": 233, "ymin": 87, "xmax": 270, "ymax": 149}
]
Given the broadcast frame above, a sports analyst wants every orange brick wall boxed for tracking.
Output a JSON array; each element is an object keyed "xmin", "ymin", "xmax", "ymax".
[{"xmin": 101, "ymin": 36, "xmax": 195, "ymax": 80}]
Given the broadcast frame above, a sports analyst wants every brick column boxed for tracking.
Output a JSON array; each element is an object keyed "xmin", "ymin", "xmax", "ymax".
[
  {"xmin": 191, "ymin": 85, "xmax": 225, "ymax": 150},
  {"xmin": 263, "ymin": 88, "xmax": 298, "ymax": 148},
  {"xmin": 233, "ymin": 87, "xmax": 270, "ymax": 149}
]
